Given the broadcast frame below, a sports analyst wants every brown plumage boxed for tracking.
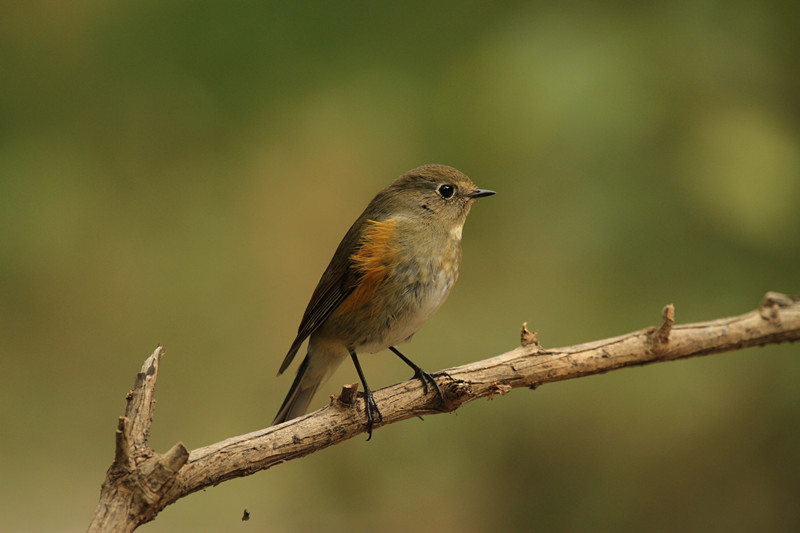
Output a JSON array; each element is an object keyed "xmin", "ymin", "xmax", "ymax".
[{"xmin": 272, "ymin": 164, "xmax": 495, "ymax": 437}]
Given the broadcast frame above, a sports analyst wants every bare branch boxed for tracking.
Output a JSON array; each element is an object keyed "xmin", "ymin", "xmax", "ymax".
[
  {"xmin": 88, "ymin": 293, "xmax": 800, "ymax": 532},
  {"xmin": 88, "ymin": 347, "xmax": 190, "ymax": 533}
]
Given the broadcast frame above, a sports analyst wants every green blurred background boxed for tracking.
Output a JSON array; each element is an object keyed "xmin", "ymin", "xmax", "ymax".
[{"xmin": 2, "ymin": 1, "xmax": 799, "ymax": 531}]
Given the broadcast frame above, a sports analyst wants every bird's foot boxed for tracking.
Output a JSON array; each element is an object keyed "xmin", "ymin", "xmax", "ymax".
[
  {"xmin": 412, "ymin": 367, "xmax": 445, "ymax": 405},
  {"xmin": 363, "ymin": 390, "xmax": 383, "ymax": 441}
]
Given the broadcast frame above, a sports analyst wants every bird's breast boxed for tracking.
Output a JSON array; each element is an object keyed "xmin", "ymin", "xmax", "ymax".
[
  {"xmin": 319, "ymin": 220, "xmax": 464, "ymax": 353},
  {"xmin": 353, "ymin": 231, "xmax": 462, "ymax": 353}
]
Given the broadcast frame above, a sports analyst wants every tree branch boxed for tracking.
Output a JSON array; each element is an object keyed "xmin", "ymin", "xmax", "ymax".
[{"xmin": 88, "ymin": 292, "xmax": 799, "ymax": 532}]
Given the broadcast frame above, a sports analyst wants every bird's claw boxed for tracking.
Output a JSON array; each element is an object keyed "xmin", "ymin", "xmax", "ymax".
[
  {"xmin": 363, "ymin": 391, "xmax": 383, "ymax": 441},
  {"xmin": 412, "ymin": 368, "xmax": 445, "ymax": 405}
]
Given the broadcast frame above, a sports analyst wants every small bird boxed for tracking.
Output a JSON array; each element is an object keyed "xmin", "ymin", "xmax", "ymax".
[{"xmin": 272, "ymin": 164, "xmax": 495, "ymax": 438}]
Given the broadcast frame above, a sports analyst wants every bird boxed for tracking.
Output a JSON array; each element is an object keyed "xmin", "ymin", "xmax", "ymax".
[{"xmin": 272, "ymin": 164, "xmax": 495, "ymax": 438}]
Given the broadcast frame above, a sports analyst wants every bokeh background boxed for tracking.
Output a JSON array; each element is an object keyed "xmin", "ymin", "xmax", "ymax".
[{"xmin": 2, "ymin": 1, "xmax": 799, "ymax": 532}]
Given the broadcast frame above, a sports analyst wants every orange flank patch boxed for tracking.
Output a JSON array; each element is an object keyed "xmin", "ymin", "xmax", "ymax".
[{"xmin": 340, "ymin": 219, "xmax": 398, "ymax": 313}]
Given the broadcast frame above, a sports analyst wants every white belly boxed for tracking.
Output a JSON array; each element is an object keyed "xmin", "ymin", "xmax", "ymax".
[{"xmin": 356, "ymin": 269, "xmax": 455, "ymax": 354}]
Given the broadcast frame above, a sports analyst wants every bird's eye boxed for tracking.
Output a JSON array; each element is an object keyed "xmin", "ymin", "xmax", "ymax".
[{"xmin": 437, "ymin": 184, "xmax": 455, "ymax": 199}]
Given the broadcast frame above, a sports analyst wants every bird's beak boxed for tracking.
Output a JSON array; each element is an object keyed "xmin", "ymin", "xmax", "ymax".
[{"xmin": 466, "ymin": 189, "xmax": 496, "ymax": 199}]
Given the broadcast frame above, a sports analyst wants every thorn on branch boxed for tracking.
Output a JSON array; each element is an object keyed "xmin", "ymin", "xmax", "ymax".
[
  {"xmin": 762, "ymin": 291, "xmax": 795, "ymax": 307},
  {"xmin": 760, "ymin": 292, "xmax": 796, "ymax": 324},
  {"xmin": 521, "ymin": 322, "xmax": 541, "ymax": 350},
  {"xmin": 648, "ymin": 304, "xmax": 674, "ymax": 352},
  {"xmin": 337, "ymin": 383, "xmax": 359, "ymax": 406},
  {"xmin": 162, "ymin": 442, "xmax": 190, "ymax": 472}
]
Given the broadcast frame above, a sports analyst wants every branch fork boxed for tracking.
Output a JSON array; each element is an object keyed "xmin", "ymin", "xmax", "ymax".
[{"xmin": 89, "ymin": 347, "xmax": 189, "ymax": 532}]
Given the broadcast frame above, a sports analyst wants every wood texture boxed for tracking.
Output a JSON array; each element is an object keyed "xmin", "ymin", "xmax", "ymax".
[{"xmin": 88, "ymin": 292, "xmax": 799, "ymax": 532}]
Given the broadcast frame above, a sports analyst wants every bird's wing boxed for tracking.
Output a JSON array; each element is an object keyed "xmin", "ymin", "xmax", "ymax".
[{"xmin": 276, "ymin": 215, "xmax": 366, "ymax": 375}]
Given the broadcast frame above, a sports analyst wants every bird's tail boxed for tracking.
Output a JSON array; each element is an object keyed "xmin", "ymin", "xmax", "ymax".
[{"xmin": 272, "ymin": 345, "xmax": 346, "ymax": 425}]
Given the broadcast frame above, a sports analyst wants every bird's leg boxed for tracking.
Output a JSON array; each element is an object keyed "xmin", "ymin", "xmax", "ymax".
[
  {"xmin": 389, "ymin": 346, "xmax": 445, "ymax": 404},
  {"xmin": 348, "ymin": 349, "xmax": 382, "ymax": 440}
]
